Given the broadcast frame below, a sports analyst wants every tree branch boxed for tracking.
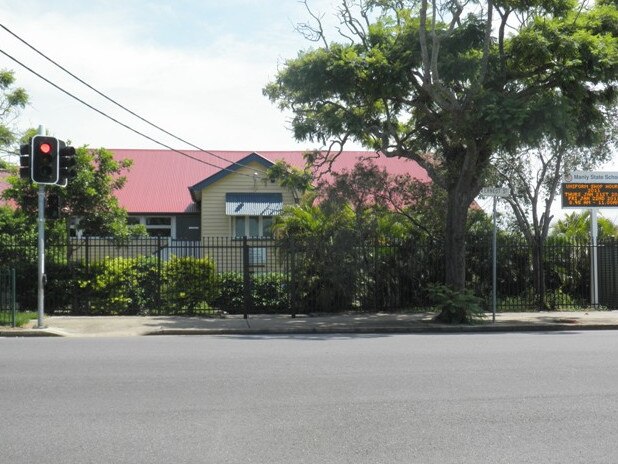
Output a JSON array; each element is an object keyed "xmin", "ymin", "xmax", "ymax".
[
  {"xmin": 479, "ymin": 0, "xmax": 493, "ymax": 84},
  {"xmin": 296, "ymin": 0, "xmax": 329, "ymax": 49}
]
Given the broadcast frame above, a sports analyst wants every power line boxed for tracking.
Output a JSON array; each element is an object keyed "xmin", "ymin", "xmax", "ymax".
[
  {"xmin": 0, "ymin": 46, "xmax": 262, "ymax": 179},
  {"xmin": 0, "ymin": 23, "xmax": 270, "ymax": 176}
]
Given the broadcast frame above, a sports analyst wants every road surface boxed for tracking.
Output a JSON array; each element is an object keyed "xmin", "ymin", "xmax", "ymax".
[{"xmin": 2, "ymin": 331, "xmax": 618, "ymax": 463}]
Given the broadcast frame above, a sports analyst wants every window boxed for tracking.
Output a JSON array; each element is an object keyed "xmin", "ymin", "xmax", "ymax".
[
  {"xmin": 127, "ymin": 216, "xmax": 174, "ymax": 238},
  {"xmin": 233, "ymin": 216, "xmax": 273, "ymax": 238},
  {"xmin": 146, "ymin": 217, "xmax": 172, "ymax": 237}
]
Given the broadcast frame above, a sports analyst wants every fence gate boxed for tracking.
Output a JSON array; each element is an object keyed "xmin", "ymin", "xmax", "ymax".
[{"xmin": 0, "ymin": 268, "xmax": 16, "ymax": 327}]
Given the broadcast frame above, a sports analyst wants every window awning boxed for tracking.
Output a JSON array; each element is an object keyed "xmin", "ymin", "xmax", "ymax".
[{"xmin": 225, "ymin": 193, "xmax": 283, "ymax": 216}]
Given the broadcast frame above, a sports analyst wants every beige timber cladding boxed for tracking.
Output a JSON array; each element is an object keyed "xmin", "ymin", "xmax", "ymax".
[{"xmin": 199, "ymin": 160, "xmax": 295, "ymax": 238}]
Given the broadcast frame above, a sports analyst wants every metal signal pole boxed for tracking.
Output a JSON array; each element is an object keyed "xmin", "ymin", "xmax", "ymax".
[{"xmin": 36, "ymin": 125, "xmax": 46, "ymax": 329}]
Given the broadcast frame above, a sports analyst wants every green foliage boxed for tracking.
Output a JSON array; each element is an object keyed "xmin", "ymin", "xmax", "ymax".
[
  {"xmin": 162, "ymin": 256, "xmax": 216, "ymax": 314},
  {"xmin": 273, "ymin": 203, "xmax": 362, "ymax": 311},
  {"xmin": 429, "ymin": 284, "xmax": 485, "ymax": 324},
  {"xmin": 3, "ymin": 145, "xmax": 142, "ymax": 239},
  {"xmin": 75, "ymin": 256, "xmax": 220, "ymax": 315},
  {"xmin": 551, "ymin": 211, "xmax": 618, "ymax": 241},
  {"xmin": 211, "ymin": 272, "xmax": 245, "ymax": 312},
  {"xmin": 270, "ymin": 159, "xmax": 451, "ymax": 312},
  {"xmin": 0, "ymin": 206, "xmax": 36, "ymax": 243},
  {"xmin": 78, "ymin": 257, "xmax": 159, "ymax": 315},
  {"xmin": 265, "ymin": 0, "xmax": 618, "ymax": 291},
  {"xmin": 0, "ymin": 69, "xmax": 28, "ymax": 148},
  {"xmin": 266, "ymin": 160, "xmax": 313, "ymax": 201},
  {"xmin": 0, "ymin": 311, "xmax": 38, "ymax": 328},
  {"xmin": 211, "ymin": 272, "xmax": 290, "ymax": 313},
  {"xmin": 252, "ymin": 273, "xmax": 290, "ymax": 313}
]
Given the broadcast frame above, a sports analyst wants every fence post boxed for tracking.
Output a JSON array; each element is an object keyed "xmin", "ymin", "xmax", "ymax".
[
  {"xmin": 85, "ymin": 236, "xmax": 90, "ymax": 273},
  {"xmin": 156, "ymin": 236, "xmax": 162, "ymax": 310},
  {"xmin": 290, "ymin": 240, "xmax": 297, "ymax": 317},
  {"xmin": 242, "ymin": 236, "xmax": 251, "ymax": 318},
  {"xmin": 374, "ymin": 236, "xmax": 379, "ymax": 311}
]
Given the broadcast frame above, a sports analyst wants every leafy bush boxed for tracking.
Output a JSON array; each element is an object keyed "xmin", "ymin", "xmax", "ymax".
[
  {"xmin": 429, "ymin": 283, "xmax": 485, "ymax": 324},
  {"xmin": 211, "ymin": 272, "xmax": 290, "ymax": 314},
  {"xmin": 211, "ymin": 272, "xmax": 244, "ymax": 313},
  {"xmin": 161, "ymin": 256, "xmax": 217, "ymax": 314},
  {"xmin": 252, "ymin": 273, "xmax": 289, "ymax": 312},
  {"xmin": 77, "ymin": 257, "xmax": 158, "ymax": 315}
]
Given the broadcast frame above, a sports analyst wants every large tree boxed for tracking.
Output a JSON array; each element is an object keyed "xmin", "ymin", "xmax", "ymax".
[
  {"xmin": 493, "ymin": 114, "xmax": 615, "ymax": 309},
  {"xmin": 264, "ymin": 0, "xmax": 617, "ymax": 322},
  {"xmin": 0, "ymin": 69, "xmax": 28, "ymax": 155}
]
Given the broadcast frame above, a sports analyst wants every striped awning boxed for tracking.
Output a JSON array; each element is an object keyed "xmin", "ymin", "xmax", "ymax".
[{"xmin": 225, "ymin": 193, "xmax": 283, "ymax": 216}]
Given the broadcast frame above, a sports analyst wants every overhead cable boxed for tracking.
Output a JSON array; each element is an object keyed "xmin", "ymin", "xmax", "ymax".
[{"xmin": 0, "ymin": 46, "xmax": 263, "ymax": 179}]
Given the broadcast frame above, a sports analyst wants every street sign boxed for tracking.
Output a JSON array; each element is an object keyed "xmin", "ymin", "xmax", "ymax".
[
  {"xmin": 480, "ymin": 187, "xmax": 510, "ymax": 197},
  {"xmin": 561, "ymin": 171, "xmax": 618, "ymax": 310},
  {"xmin": 479, "ymin": 186, "xmax": 510, "ymax": 323}
]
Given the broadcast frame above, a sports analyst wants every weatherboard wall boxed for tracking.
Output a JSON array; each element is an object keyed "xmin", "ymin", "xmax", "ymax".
[{"xmin": 198, "ymin": 160, "xmax": 295, "ymax": 238}]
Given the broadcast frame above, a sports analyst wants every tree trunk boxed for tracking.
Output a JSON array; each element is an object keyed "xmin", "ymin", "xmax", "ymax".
[
  {"xmin": 444, "ymin": 188, "xmax": 469, "ymax": 291},
  {"xmin": 435, "ymin": 181, "xmax": 476, "ymax": 324},
  {"xmin": 531, "ymin": 239, "xmax": 549, "ymax": 311}
]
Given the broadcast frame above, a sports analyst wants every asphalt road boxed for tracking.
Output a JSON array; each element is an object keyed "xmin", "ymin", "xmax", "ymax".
[{"xmin": 2, "ymin": 332, "xmax": 618, "ymax": 463}]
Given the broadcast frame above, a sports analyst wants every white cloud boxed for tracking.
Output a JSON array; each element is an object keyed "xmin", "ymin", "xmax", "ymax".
[{"xmin": 0, "ymin": 0, "xmax": 358, "ymax": 152}]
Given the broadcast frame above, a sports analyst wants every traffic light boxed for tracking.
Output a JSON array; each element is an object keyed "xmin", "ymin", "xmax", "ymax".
[
  {"xmin": 45, "ymin": 193, "xmax": 60, "ymax": 219},
  {"xmin": 31, "ymin": 135, "xmax": 59, "ymax": 184},
  {"xmin": 58, "ymin": 141, "xmax": 77, "ymax": 183},
  {"xmin": 19, "ymin": 143, "xmax": 31, "ymax": 180}
]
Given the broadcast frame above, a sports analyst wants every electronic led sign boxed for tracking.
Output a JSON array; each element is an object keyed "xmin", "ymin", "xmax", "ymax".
[{"xmin": 561, "ymin": 183, "xmax": 618, "ymax": 208}]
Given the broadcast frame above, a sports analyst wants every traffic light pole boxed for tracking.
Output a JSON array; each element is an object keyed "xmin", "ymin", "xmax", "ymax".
[
  {"xmin": 37, "ymin": 183, "xmax": 45, "ymax": 328},
  {"xmin": 27, "ymin": 127, "xmax": 74, "ymax": 329},
  {"xmin": 36, "ymin": 125, "xmax": 46, "ymax": 329}
]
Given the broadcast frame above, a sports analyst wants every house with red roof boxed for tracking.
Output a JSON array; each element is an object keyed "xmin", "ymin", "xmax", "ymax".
[{"xmin": 110, "ymin": 150, "xmax": 429, "ymax": 240}]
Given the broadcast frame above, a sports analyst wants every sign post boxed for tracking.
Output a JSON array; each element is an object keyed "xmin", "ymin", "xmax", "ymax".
[
  {"xmin": 562, "ymin": 171, "xmax": 618, "ymax": 308},
  {"xmin": 480, "ymin": 187, "xmax": 510, "ymax": 323}
]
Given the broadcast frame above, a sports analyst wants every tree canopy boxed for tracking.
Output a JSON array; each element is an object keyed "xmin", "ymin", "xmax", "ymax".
[
  {"xmin": 3, "ymin": 141, "xmax": 143, "ymax": 239},
  {"xmin": 0, "ymin": 69, "xmax": 28, "ymax": 154},
  {"xmin": 265, "ymin": 0, "xmax": 618, "ymax": 321}
]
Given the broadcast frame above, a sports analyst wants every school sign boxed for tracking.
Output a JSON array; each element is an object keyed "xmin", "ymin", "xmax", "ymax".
[{"xmin": 561, "ymin": 171, "xmax": 618, "ymax": 208}]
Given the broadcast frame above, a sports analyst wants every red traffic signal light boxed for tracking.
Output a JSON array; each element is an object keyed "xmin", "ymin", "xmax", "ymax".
[{"xmin": 31, "ymin": 135, "xmax": 59, "ymax": 184}]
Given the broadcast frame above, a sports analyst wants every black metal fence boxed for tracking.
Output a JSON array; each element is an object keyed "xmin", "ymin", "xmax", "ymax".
[
  {"xmin": 0, "ymin": 235, "xmax": 616, "ymax": 316},
  {"xmin": 0, "ymin": 268, "xmax": 16, "ymax": 326}
]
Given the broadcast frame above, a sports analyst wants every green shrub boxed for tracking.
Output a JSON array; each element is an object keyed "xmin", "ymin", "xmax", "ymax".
[
  {"xmin": 77, "ymin": 257, "xmax": 158, "ymax": 315},
  {"xmin": 161, "ymin": 256, "xmax": 217, "ymax": 314},
  {"xmin": 211, "ymin": 272, "xmax": 290, "ymax": 314},
  {"xmin": 429, "ymin": 283, "xmax": 485, "ymax": 324},
  {"xmin": 252, "ymin": 273, "xmax": 290, "ymax": 313},
  {"xmin": 211, "ymin": 272, "xmax": 244, "ymax": 313}
]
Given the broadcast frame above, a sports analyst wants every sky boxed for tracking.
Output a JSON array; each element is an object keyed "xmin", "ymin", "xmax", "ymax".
[
  {"xmin": 0, "ymin": 0, "xmax": 348, "ymax": 153},
  {"xmin": 0, "ymin": 0, "xmax": 616, "ymax": 222}
]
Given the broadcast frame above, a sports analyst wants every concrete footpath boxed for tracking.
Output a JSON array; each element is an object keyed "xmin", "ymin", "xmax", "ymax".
[{"xmin": 2, "ymin": 311, "xmax": 618, "ymax": 337}]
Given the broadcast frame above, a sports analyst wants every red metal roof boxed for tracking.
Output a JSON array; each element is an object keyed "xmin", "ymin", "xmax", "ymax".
[
  {"xmin": 0, "ymin": 170, "xmax": 17, "ymax": 209},
  {"xmin": 110, "ymin": 149, "xmax": 429, "ymax": 214}
]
